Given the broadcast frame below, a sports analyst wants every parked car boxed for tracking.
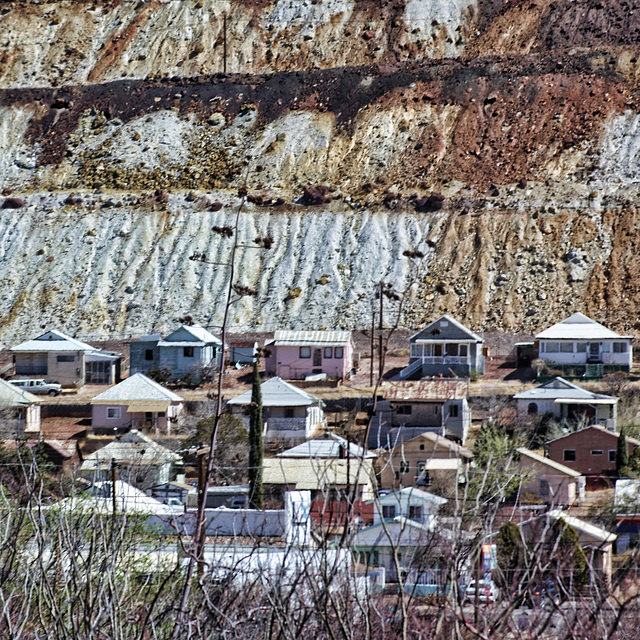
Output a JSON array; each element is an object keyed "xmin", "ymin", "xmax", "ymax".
[
  {"xmin": 465, "ymin": 579, "xmax": 499, "ymax": 604},
  {"xmin": 11, "ymin": 379, "xmax": 62, "ymax": 396}
]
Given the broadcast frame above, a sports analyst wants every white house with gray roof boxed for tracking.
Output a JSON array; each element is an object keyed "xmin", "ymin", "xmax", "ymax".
[
  {"xmin": 11, "ymin": 329, "xmax": 120, "ymax": 387},
  {"xmin": 514, "ymin": 377, "xmax": 618, "ymax": 430},
  {"xmin": 536, "ymin": 312, "xmax": 632, "ymax": 374},
  {"xmin": 0, "ymin": 378, "xmax": 40, "ymax": 436},
  {"xmin": 129, "ymin": 324, "xmax": 222, "ymax": 381},
  {"xmin": 91, "ymin": 373, "xmax": 184, "ymax": 434},
  {"xmin": 227, "ymin": 376, "xmax": 325, "ymax": 444},
  {"xmin": 402, "ymin": 315, "xmax": 484, "ymax": 379}
]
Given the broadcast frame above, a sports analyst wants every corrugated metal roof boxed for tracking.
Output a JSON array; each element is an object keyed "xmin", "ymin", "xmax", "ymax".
[
  {"xmin": 271, "ymin": 330, "xmax": 352, "ymax": 347},
  {"xmin": 513, "ymin": 377, "xmax": 617, "ymax": 402},
  {"xmin": 516, "ymin": 447, "xmax": 582, "ymax": 477},
  {"xmin": 11, "ymin": 329, "xmax": 101, "ymax": 352},
  {"xmin": 91, "ymin": 373, "xmax": 183, "ymax": 404},
  {"xmin": 262, "ymin": 458, "xmax": 372, "ymax": 490},
  {"xmin": 387, "ymin": 432, "xmax": 473, "ymax": 459},
  {"xmin": 227, "ymin": 377, "xmax": 319, "ymax": 407},
  {"xmin": 81, "ymin": 430, "xmax": 182, "ymax": 468},
  {"xmin": 0, "ymin": 378, "xmax": 39, "ymax": 406},
  {"xmin": 382, "ymin": 380, "xmax": 468, "ymax": 401},
  {"xmin": 536, "ymin": 312, "xmax": 628, "ymax": 340},
  {"xmin": 277, "ymin": 434, "xmax": 374, "ymax": 459}
]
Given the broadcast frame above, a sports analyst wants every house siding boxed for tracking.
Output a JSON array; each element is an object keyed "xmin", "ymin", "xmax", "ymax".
[
  {"xmin": 265, "ymin": 342, "xmax": 353, "ymax": 380},
  {"xmin": 548, "ymin": 429, "xmax": 637, "ymax": 476}
]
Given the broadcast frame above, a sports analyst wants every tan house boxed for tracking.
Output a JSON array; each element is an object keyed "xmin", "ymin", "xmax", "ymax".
[
  {"xmin": 11, "ymin": 329, "xmax": 120, "ymax": 388},
  {"xmin": 378, "ymin": 432, "xmax": 472, "ymax": 490},
  {"xmin": 547, "ymin": 425, "xmax": 640, "ymax": 478},
  {"xmin": 519, "ymin": 509, "xmax": 616, "ymax": 587},
  {"xmin": 516, "ymin": 447, "xmax": 585, "ymax": 506}
]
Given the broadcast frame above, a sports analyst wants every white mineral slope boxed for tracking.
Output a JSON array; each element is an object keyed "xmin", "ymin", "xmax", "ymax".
[
  {"xmin": 0, "ymin": 0, "xmax": 475, "ymax": 88},
  {"xmin": 0, "ymin": 196, "xmax": 433, "ymax": 345}
]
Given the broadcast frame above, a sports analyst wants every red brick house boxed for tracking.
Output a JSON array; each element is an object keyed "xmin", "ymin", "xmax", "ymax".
[{"xmin": 547, "ymin": 426, "xmax": 640, "ymax": 478}]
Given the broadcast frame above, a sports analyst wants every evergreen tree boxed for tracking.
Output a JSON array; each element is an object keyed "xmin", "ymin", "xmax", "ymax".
[
  {"xmin": 617, "ymin": 427, "xmax": 629, "ymax": 477},
  {"xmin": 248, "ymin": 360, "xmax": 264, "ymax": 509}
]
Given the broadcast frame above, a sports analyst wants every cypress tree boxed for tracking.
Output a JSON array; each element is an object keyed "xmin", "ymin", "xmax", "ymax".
[
  {"xmin": 248, "ymin": 360, "xmax": 264, "ymax": 509},
  {"xmin": 617, "ymin": 427, "xmax": 629, "ymax": 477}
]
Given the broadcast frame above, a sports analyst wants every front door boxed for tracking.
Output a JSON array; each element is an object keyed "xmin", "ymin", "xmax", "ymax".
[
  {"xmin": 588, "ymin": 343, "xmax": 600, "ymax": 361},
  {"xmin": 313, "ymin": 348, "xmax": 322, "ymax": 367}
]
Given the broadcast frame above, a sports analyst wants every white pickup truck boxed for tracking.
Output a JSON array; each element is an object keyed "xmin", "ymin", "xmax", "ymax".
[{"xmin": 11, "ymin": 379, "xmax": 62, "ymax": 396}]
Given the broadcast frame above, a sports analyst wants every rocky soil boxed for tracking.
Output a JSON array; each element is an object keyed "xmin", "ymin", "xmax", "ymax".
[{"xmin": 2, "ymin": 0, "xmax": 640, "ymax": 345}]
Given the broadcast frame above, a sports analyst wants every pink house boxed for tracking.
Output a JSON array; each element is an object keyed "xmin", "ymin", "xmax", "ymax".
[
  {"xmin": 91, "ymin": 373, "xmax": 184, "ymax": 435},
  {"xmin": 264, "ymin": 331, "xmax": 355, "ymax": 380}
]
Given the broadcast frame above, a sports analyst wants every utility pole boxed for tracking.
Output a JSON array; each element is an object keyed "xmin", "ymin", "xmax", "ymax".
[
  {"xmin": 197, "ymin": 448, "xmax": 207, "ymax": 577},
  {"xmin": 110, "ymin": 458, "xmax": 117, "ymax": 517},
  {"xmin": 369, "ymin": 311, "xmax": 375, "ymax": 387},
  {"xmin": 378, "ymin": 281, "xmax": 384, "ymax": 380}
]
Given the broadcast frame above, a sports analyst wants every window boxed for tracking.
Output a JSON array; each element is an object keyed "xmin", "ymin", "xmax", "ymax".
[
  {"xmin": 397, "ymin": 405, "xmax": 412, "ymax": 415},
  {"xmin": 382, "ymin": 505, "xmax": 396, "ymax": 520},
  {"xmin": 106, "ymin": 407, "xmax": 121, "ymax": 419},
  {"xmin": 609, "ymin": 450, "xmax": 617, "ymax": 462},
  {"xmin": 419, "ymin": 443, "xmax": 425, "ymax": 451},
  {"xmin": 576, "ymin": 343, "xmax": 587, "ymax": 353},
  {"xmin": 540, "ymin": 479, "xmax": 550, "ymax": 497},
  {"xmin": 145, "ymin": 349, "xmax": 154, "ymax": 361},
  {"xmin": 546, "ymin": 342, "xmax": 559, "ymax": 353},
  {"xmin": 459, "ymin": 344, "xmax": 468, "ymax": 357},
  {"xmin": 560, "ymin": 343, "xmax": 574, "ymax": 353},
  {"xmin": 400, "ymin": 461, "xmax": 409, "ymax": 474},
  {"xmin": 158, "ymin": 412, "xmax": 166, "ymax": 418},
  {"xmin": 614, "ymin": 342, "xmax": 628, "ymax": 353},
  {"xmin": 334, "ymin": 346, "xmax": 344, "ymax": 359},
  {"xmin": 528, "ymin": 403, "xmax": 538, "ymax": 415},
  {"xmin": 591, "ymin": 450, "xmax": 603, "ymax": 456},
  {"xmin": 433, "ymin": 405, "xmax": 439, "ymax": 414},
  {"xmin": 183, "ymin": 346, "xmax": 194, "ymax": 358},
  {"xmin": 449, "ymin": 404, "xmax": 459, "ymax": 418},
  {"xmin": 445, "ymin": 343, "xmax": 458, "ymax": 356},
  {"xmin": 56, "ymin": 354, "xmax": 74, "ymax": 362},
  {"xmin": 285, "ymin": 408, "xmax": 294, "ymax": 418},
  {"xmin": 563, "ymin": 449, "xmax": 576, "ymax": 462},
  {"xmin": 408, "ymin": 505, "xmax": 423, "ymax": 520},
  {"xmin": 324, "ymin": 347, "xmax": 333, "ymax": 359},
  {"xmin": 300, "ymin": 347, "xmax": 311, "ymax": 359}
]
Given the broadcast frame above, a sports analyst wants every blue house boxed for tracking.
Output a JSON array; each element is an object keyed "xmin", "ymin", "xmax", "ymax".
[
  {"xmin": 129, "ymin": 325, "xmax": 222, "ymax": 380},
  {"xmin": 400, "ymin": 315, "xmax": 485, "ymax": 379}
]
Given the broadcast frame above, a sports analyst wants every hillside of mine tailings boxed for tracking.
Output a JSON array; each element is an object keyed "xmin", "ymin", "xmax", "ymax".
[{"xmin": 2, "ymin": 0, "xmax": 640, "ymax": 344}]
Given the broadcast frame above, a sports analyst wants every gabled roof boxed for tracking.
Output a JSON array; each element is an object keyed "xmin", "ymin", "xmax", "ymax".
[
  {"xmin": 516, "ymin": 447, "xmax": 582, "ymax": 478},
  {"xmin": 91, "ymin": 373, "xmax": 183, "ymax": 404},
  {"xmin": 0, "ymin": 378, "xmax": 39, "ymax": 406},
  {"xmin": 277, "ymin": 433, "xmax": 375, "ymax": 459},
  {"xmin": 513, "ymin": 377, "xmax": 618, "ymax": 403},
  {"xmin": 383, "ymin": 379, "xmax": 468, "ymax": 402},
  {"xmin": 350, "ymin": 517, "xmax": 438, "ymax": 548},
  {"xmin": 520, "ymin": 508, "xmax": 616, "ymax": 544},
  {"xmin": 536, "ymin": 312, "xmax": 627, "ymax": 340},
  {"xmin": 410, "ymin": 315, "xmax": 483, "ymax": 343},
  {"xmin": 367, "ymin": 487, "xmax": 448, "ymax": 507},
  {"xmin": 80, "ymin": 429, "xmax": 182, "ymax": 470},
  {"xmin": 268, "ymin": 330, "xmax": 352, "ymax": 347},
  {"xmin": 11, "ymin": 329, "xmax": 109, "ymax": 353},
  {"xmin": 227, "ymin": 377, "xmax": 320, "ymax": 407},
  {"xmin": 389, "ymin": 432, "xmax": 473, "ymax": 459},
  {"xmin": 158, "ymin": 324, "xmax": 221, "ymax": 347},
  {"xmin": 547, "ymin": 425, "xmax": 640, "ymax": 447}
]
